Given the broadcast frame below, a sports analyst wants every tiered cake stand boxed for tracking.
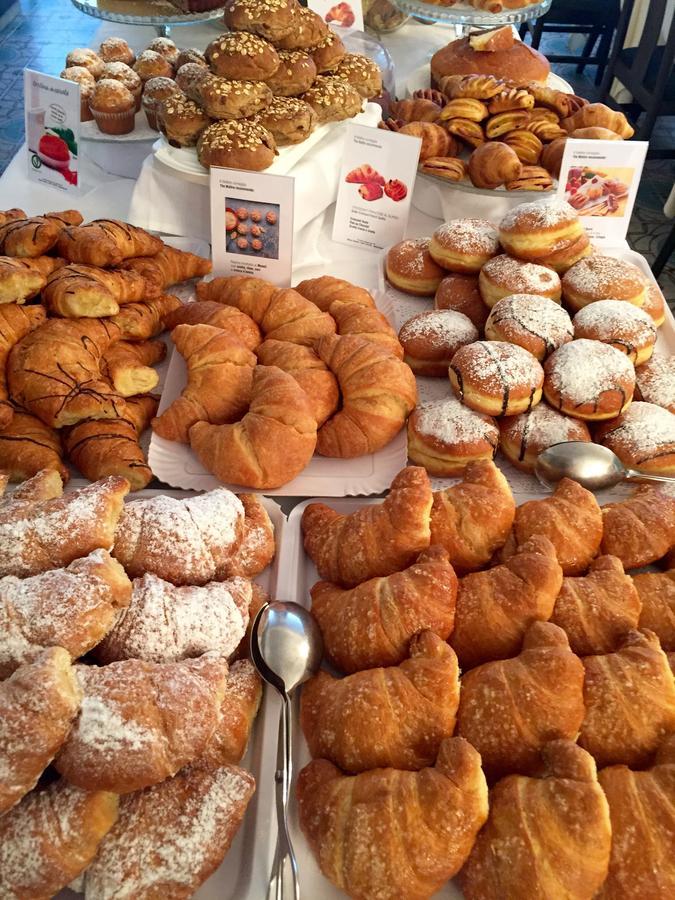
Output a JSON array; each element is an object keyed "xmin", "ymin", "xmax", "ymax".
[
  {"xmin": 69, "ymin": 0, "xmax": 223, "ymax": 36},
  {"xmin": 393, "ymin": 0, "xmax": 553, "ymax": 29}
]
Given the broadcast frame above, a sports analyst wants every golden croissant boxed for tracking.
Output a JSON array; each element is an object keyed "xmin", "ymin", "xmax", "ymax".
[
  {"xmin": 41, "ymin": 264, "xmax": 149, "ymax": 317},
  {"xmin": 0, "ymin": 254, "xmax": 63, "ymax": 304},
  {"xmin": 197, "ymin": 658, "xmax": 262, "ymax": 768},
  {"xmin": 0, "ymin": 303, "xmax": 46, "ymax": 429},
  {"xmin": 561, "ymin": 102, "xmax": 635, "ymax": 139},
  {"xmin": 601, "ymin": 484, "xmax": 675, "ymax": 569},
  {"xmin": 119, "ymin": 243, "xmax": 212, "ymax": 290},
  {"xmin": 0, "ymin": 408, "xmax": 69, "ymax": 484},
  {"xmin": 294, "ymin": 274, "xmax": 375, "ymax": 311},
  {"xmin": 56, "ymin": 218, "xmax": 163, "ymax": 267},
  {"xmin": 2, "ymin": 466, "xmax": 63, "ymax": 503},
  {"xmin": 164, "ymin": 299, "xmax": 262, "ymax": 350},
  {"xmin": 0, "ymin": 209, "xmax": 82, "ymax": 257},
  {"xmin": 109, "ymin": 293, "xmax": 182, "ymax": 341},
  {"xmin": 100, "ymin": 339, "xmax": 166, "ymax": 397},
  {"xmin": 633, "ymin": 569, "xmax": 675, "ymax": 650},
  {"xmin": 328, "ymin": 299, "xmax": 403, "ymax": 359},
  {"xmin": 221, "ymin": 492, "xmax": 276, "ymax": 579}
]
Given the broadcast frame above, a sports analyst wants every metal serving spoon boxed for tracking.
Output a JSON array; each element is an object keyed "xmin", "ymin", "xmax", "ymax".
[
  {"xmin": 250, "ymin": 601, "xmax": 323, "ymax": 900},
  {"xmin": 535, "ymin": 441, "xmax": 675, "ymax": 491}
]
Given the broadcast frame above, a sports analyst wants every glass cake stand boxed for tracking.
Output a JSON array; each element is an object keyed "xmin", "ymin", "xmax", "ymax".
[
  {"xmin": 69, "ymin": 0, "xmax": 224, "ymax": 36},
  {"xmin": 392, "ymin": 0, "xmax": 553, "ymax": 28}
]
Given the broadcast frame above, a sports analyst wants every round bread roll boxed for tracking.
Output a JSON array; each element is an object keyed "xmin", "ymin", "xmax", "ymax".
[
  {"xmin": 449, "ymin": 340, "xmax": 544, "ymax": 417},
  {"xmin": 256, "ymin": 96, "xmax": 316, "ymax": 145},
  {"xmin": 643, "ymin": 282, "xmax": 666, "ymax": 327},
  {"xmin": 430, "ymin": 36, "xmax": 550, "ymax": 87},
  {"xmin": 499, "ymin": 402, "xmax": 592, "ymax": 472},
  {"xmin": 485, "ymin": 293, "xmax": 573, "ymax": 360},
  {"xmin": 635, "ymin": 355, "xmax": 675, "ymax": 413},
  {"xmin": 196, "ymin": 76, "xmax": 272, "ymax": 120},
  {"xmin": 498, "ymin": 198, "xmax": 584, "ymax": 262},
  {"xmin": 543, "ymin": 339, "xmax": 635, "ymax": 421},
  {"xmin": 175, "ymin": 48, "xmax": 207, "ymax": 70},
  {"xmin": 429, "ymin": 219, "xmax": 500, "ymax": 274},
  {"xmin": 205, "ymin": 32, "xmax": 281, "ymax": 81},
  {"xmin": 407, "ymin": 395, "xmax": 499, "ymax": 476},
  {"xmin": 435, "ymin": 274, "xmax": 490, "ymax": 332},
  {"xmin": 176, "ymin": 62, "xmax": 210, "ymax": 96},
  {"xmin": 468, "ymin": 142, "xmax": 522, "ymax": 189},
  {"xmin": 309, "ymin": 30, "xmax": 346, "ymax": 74},
  {"xmin": 301, "ymin": 75, "xmax": 362, "ymax": 122},
  {"xmin": 266, "ymin": 50, "xmax": 317, "ymax": 97},
  {"xmin": 596, "ymin": 401, "xmax": 675, "ymax": 477},
  {"xmin": 398, "ymin": 309, "xmax": 479, "ymax": 376},
  {"xmin": 572, "ymin": 300, "xmax": 657, "ymax": 365},
  {"xmin": 158, "ymin": 95, "xmax": 211, "ymax": 147},
  {"xmin": 479, "ymin": 254, "xmax": 562, "ymax": 308},
  {"xmin": 197, "ymin": 120, "xmax": 277, "ymax": 171},
  {"xmin": 224, "ymin": 0, "xmax": 299, "ymax": 43},
  {"xmin": 334, "ymin": 53, "xmax": 383, "ymax": 100},
  {"xmin": 562, "ymin": 255, "xmax": 648, "ymax": 312},
  {"xmin": 276, "ymin": 6, "xmax": 328, "ymax": 50},
  {"xmin": 385, "ymin": 238, "xmax": 445, "ymax": 297}
]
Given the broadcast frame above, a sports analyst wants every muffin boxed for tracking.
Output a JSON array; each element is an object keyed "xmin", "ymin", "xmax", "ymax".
[
  {"xmin": 333, "ymin": 53, "xmax": 383, "ymax": 99},
  {"xmin": 265, "ymin": 50, "xmax": 317, "ymax": 97},
  {"xmin": 60, "ymin": 66, "xmax": 95, "ymax": 122},
  {"xmin": 142, "ymin": 77, "xmax": 184, "ymax": 130},
  {"xmin": 197, "ymin": 119, "xmax": 277, "ymax": 171},
  {"xmin": 146, "ymin": 37, "xmax": 179, "ymax": 69},
  {"xmin": 66, "ymin": 48, "xmax": 104, "ymax": 79},
  {"xmin": 99, "ymin": 37, "xmax": 135, "ymax": 66},
  {"xmin": 223, "ymin": 0, "xmax": 299, "ymax": 43},
  {"xmin": 89, "ymin": 79, "xmax": 136, "ymax": 135},
  {"xmin": 133, "ymin": 50, "xmax": 174, "ymax": 83},
  {"xmin": 255, "ymin": 95, "xmax": 316, "ymax": 145},
  {"xmin": 158, "ymin": 95, "xmax": 212, "ymax": 147},
  {"xmin": 205, "ymin": 32, "xmax": 280, "ymax": 81},
  {"xmin": 175, "ymin": 48, "xmax": 207, "ymax": 70},
  {"xmin": 101, "ymin": 62, "xmax": 143, "ymax": 111}
]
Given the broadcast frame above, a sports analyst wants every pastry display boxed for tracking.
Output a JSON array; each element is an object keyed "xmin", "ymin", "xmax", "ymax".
[
  {"xmin": 485, "ymin": 293, "xmax": 573, "ymax": 360},
  {"xmin": 407, "ymin": 396, "xmax": 498, "ymax": 476}
]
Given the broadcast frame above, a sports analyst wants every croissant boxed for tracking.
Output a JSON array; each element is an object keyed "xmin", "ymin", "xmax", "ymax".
[
  {"xmin": 633, "ymin": 569, "xmax": 675, "ymax": 650},
  {"xmin": 294, "ymin": 274, "xmax": 375, "ymax": 311},
  {"xmin": 485, "ymin": 109, "xmax": 530, "ymax": 139},
  {"xmin": 488, "ymin": 87, "xmax": 535, "ymax": 114},
  {"xmin": 221, "ymin": 492, "xmax": 275, "ymax": 579},
  {"xmin": 451, "ymin": 534, "xmax": 562, "ymax": 669},
  {"xmin": 152, "ymin": 324, "xmax": 255, "ymax": 444},
  {"xmin": 442, "ymin": 117, "xmax": 485, "ymax": 148},
  {"xmin": 118, "ymin": 244, "xmax": 212, "ymax": 290},
  {"xmin": 430, "ymin": 459, "xmax": 516, "ymax": 572},
  {"xmin": 314, "ymin": 334, "xmax": 417, "ymax": 457},
  {"xmin": 0, "ymin": 474, "xmax": 129, "ymax": 578},
  {"xmin": 100, "ymin": 339, "xmax": 165, "ymax": 396},
  {"xmin": 0, "ymin": 207, "xmax": 26, "ymax": 225},
  {"xmin": 525, "ymin": 80, "xmax": 573, "ymax": 117},
  {"xmin": 197, "ymin": 658, "xmax": 262, "ymax": 768},
  {"xmin": 501, "ymin": 477, "xmax": 603, "ymax": 575},
  {"xmin": 0, "ymin": 780, "xmax": 118, "ymax": 899},
  {"xmin": 164, "ymin": 299, "xmax": 262, "ymax": 350},
  {"xmin": 562, "ymin": 102, "xmax": 635, "ymax": 138},
  {"xmin": 42, "ymin": 264, "xmax": 149, "ymax": 317},
  {"xmin": 112, "ymin": 488, "xmax": 244, "ymax": 585},
  {"xmin": 55, "ymin": 653, "xmax": 229, "ymax": 793},
  {"xmin": 0, "ymin": 647, "xmax": 81, "ymax": 814},
  {"xmin": 468, "ymin": 140, "xmax": 522, "ymax": 188},
  {"xmin": 579, "ymin": 629, "xmax": 675, "ymax": 767},
  {"xmin": 399, "ymin": 121, "xmax": 458, "ymax": 160},
  {"xmin": 109, "ymin": 293, "xmax": 182, "ymax": 341},
  {"xmin": 0, "ymin": 408, "xmax": 69, "ymax": 483},
  {"xmin": 0, "ymin": 254, "xmax": 64, "ymax": 304},
  {"xmin": 301, "ymin": 630, "xmax": 459, "ymax": 771},
  {"xmin": 196, "ymin": 276, "xmax": 336, "ymax": 346},
  {"xmin": 64, "ymin": 393, "xmax": 158, "ymax": 490},
  {"xmin": 601, "ymin": 484, "xmax": 675, "ymax": 569},
  {"xmin": 0, "ymin": 210, "xmax": 83, "ymax": 257},
  {"xmin": 3, "ymin": 466, "xmax": 63, "ymax": 503},
  {"xmin": 0, "ymin": 303, "xmax": 46, "ymax": 428},
  {"xmin": 302, "ymin": 465, "xmax": 433, "ymax": 586},
  {"xmin": 297, "ymin": 737, "xmax": 488, "ymax": 900},
  {"xmin": 255, "ymin": 338, "xmax": 339, "ymax": 427},
  {"xmin": 550, "ymin": 555, "xmax": 641, "ymax": 655},
  {"xmin": 438, "ymin": 97, "xmax": 489, "ymax": 122},
  {"xmin": 189, "ymin": 364, "xmax": 318, "ymax": 490},
  {"xmin": 389, "ymin": 98, "xmax": 443, "ymax": 122},
  {"xmin": 328, "ymin": 299, "xmax": 403, "ymax": 358},
  {"xmin": 83, "ymin": 764, "xmax": 255, "ymax": 899},
  {"xmin": 56, "ymin": 218, "xmax": 163, "ymax": 267},
  {"xmin": 597, "ymin": 734, "xmax": 675, "ymax": 900},
  {"xmin": 461, "ymin": 740, "xmax": 612, "ymax": 900}
]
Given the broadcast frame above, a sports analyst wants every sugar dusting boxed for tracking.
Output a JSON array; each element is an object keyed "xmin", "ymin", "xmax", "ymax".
[
  {"xmin": 503, "ymin": 402, "xmax": 589, "ymax": 451},
  {"xmin": 488, "ymin": 293, "xmax": 573, "ymax": 347},
  {"xmin": 564, "ymin": 256, "xmax": 644, "ymax": 298},
  {"xmin": 636, "ymin": 355, "xmax": 675, "ymax": 411},
  {"xmin": 400, "ymin": 310, "xmax": 478, "ymax": 346},
  {"xmin": 414, "ymin": 396, "xmax": 498, "ymax": 447},
  {"xmin": 600, "ymin": 401, "xmax": 675, "ymax": 460},
  {"xmin": 481, "ymin": 254, "xmax": 561, "ymax": 295},
  {"xmin": 434, "ymin": 218, "xmax": 499, "ymax": 254},
  {"xmin": 500, "ymin": 197, "xmax": 577, "ymax": 231},
  {"xmin": 573, "ymin": 299, "xmax": 656, "ymax": 344},
  {"xmin": 452, "ymin": 340, "xmax": 544, "ymax": 390},
  {"xmin": 545, "ymin": 339, "xmax": 635, "ymax": 405}
]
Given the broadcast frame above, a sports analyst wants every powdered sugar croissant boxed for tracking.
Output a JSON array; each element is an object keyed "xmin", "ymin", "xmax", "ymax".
[{"xmin": 601, "ymin": 484, "xmax": 675, "ymax": 569}]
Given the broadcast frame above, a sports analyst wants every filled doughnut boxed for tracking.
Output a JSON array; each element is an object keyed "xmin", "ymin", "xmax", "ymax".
[
  {"xmin": 635, "ymin": 355, "xmax": 675, "ymax": 413},
  {"xmin": 449, "ymin": 340, "xmax": 544, "ymax": 417},
  {"xmin": 562, "ymin": 255, "xmax": 648, "ymax": 312},
  {"xmin": 543, "ymin": 339, "xmax": 635, "ymax": 420},
  {"xmin": 572, "ymin": 299, "xmax": 657, "ymax": 365},
  {"xmin": 643, "ymin": 282, "xmax": 666, "ymax": 327},
  {"xmin": 434, "ymin": 274, "xmax": 490, "ymax": 332},
  {"xmin": 478, "ymin": 254, "xmax": 562, "ymax": 308},
  {"xmin": 485, "ymin": 293, "xmax": 573, "ymax": 360},
  {"xmin": 536, "ymin": 232, "xmax": 592, "ymax": 275},
  {"xmin": 499, "ymin": 401, "xmax": 592, "ymax": 472},
  {"xmin": 385, "ymin": 238, "xmax": 445, "ymax": 296},
  {"xmin": 596, "ymin": 401, "xmax": 675, "ymax": 477},
  {"xmin": 398, "ymin": 309, "xmax": 479, "ymax": 376},
  {"xmin": 407, "ymin": 395, "xmax": 499, "ymax": 476},
  {"xmin": 429, "ymin": 219, "xmax": 500, "ymax": 274},
  {"xmin": 498, "ymin": 198, "xmax": 585, "ymax": 263}
]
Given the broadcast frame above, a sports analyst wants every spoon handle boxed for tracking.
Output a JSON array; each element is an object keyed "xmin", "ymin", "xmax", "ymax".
[
  {"xmin": 267, "ymin": 694, "xmax": 299, "ymax": 900},
  {"xmin": 625, "ymin": 470, "xmax": 675, "ymax": 486}
]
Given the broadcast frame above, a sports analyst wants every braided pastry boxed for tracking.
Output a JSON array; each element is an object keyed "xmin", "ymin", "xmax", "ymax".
[
  {"xmin": 441, "ymin": 73, "xmax": 505, "ymax": 100},
  {"xmin": 502, "ymin": 129, "xmax": 543, "ymax": 164},
  {"xmin": 399, "ymin": 122, "xmax": 457, "ymax": 160},
  {"xmin": 412, "ymin": 87, "xmax": 448, "ymax": 106},
  {"xmin": 486, "ymin": 110, "xmax": 529, "ymax": 139},
  {"xmin": 439, "ymin": 98, "xmax": 488, "ymax": 123},
  {"xmin": 420, "ymin": 157, "xmax": 468, "ymax": 181},
  {"xmin": 389, "ymin": 98, "xmax": 442, "ymax": 124},
  {"xmin": 526, "ymin": 119, "xmax": 568, "ymax": 142},
  {"xmin": 526, "ymin": 82, "xmax": 573, "ymax": 118},
  {"xmin": 443, "ymin": 118, "xmax": 485, "ymax": 148},
  {"xmin": 488, "ymin": 88, "xmax": 535, "ymax": 114},
  {"xmin": 506, "ymin": 165, "xmax": 554, "ymax": 192}
]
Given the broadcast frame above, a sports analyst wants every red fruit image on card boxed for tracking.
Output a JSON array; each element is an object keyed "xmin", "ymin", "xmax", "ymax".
[
  {"xmin": 346, "ymin": 164, "xmax": 384, "ymax": 185},
  {"xmin": 326, "ymin": 2, "xmax": 355, "ymax": 27},
  {"xmin": 384, "ymin": 179, "xmax": 407, "ymax": 201},
  {"xmin": 358, "ymin": 182, "xmax": 384, "ymax": 201}
]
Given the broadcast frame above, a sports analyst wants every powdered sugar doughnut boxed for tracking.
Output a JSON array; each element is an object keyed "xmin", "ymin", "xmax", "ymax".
[
  {"xmin": 562, "ymin": 255, "xmax": 647, "ymax": 312},
  {"xmin": 499, "ymin": 402, "xmax": 591, "ymax": 472},
  {"xmin": 385, "ymin": 238, "xmax": 445, "ymax": 296},
  {"xmin": 596, "ymin": 401, "xmax": 675, "ymax": 476},
  {"xmin": 485, "ymin": 293, "xmax": 573, "ymax": 360},
  {"xmin": 635, "ymin": 355, "xmax": 675, "ymax": 413},
  {"xmin": 643, "ymin": 281, "xmax": 666, "ymax": 327},
  {"xmin": 498, "ymin": 198, "xmax": 584, "ymax": 263},
  {"xmin": 478, "ymin": 254, "xmax": 562, "ymax": 308},
  {"xmin": 435, "ymin": 274, "xmax": 490, "ymax": 332},
  {"xmin": 573, "ymin": 299, "xmax": 657, "ymax": 365},
  {"xmin": 449, "ymin": 340, "xmax": 544, "ymax": 416},
  {"xmin": 407, "ymin": 395, "xmax": 499, "ymax": 476},
  {"xmin": 399, "ymin": 309, "xmax": 479, "ymax": 376},
  {"xmin": 429, "ymin": 218, "xmax": 500, "ymax": 274},
  {"xmin": 543, "ymin": 339, "xmax": 635, "ymax": 421}
]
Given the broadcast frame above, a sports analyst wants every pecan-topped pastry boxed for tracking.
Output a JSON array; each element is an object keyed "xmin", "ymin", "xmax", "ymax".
[
  {"xmin": 157, "ymin": 95, "xmax": 212, "ymax": 147},
  {"xmin": 197, "ymin": 119, "xmax": 277, "ymax": 171},
  {"xmin": 224, "ymin": 0, "xmax": 299, "ymax": 43},
  {"xmin": 256, "ymin": 96, "xmax": 317, "ymax": 145},
  {"xmin": 333, "ymin": 53, "xmax": 382, "ymax": 99},
  {"xmin": 301, "ymin": 75, "xmax": 363, "ymax": 123},
  {"xmin": 265, "ymin": 50, "xmax": 317, "ymax": 97},
  {"xmin": 196, "ymin": 75, "xmax": 272, "ymax": 120},
  {"xmin": 205, "ymin": 32, "xmax": 280, "ymax": 81}
]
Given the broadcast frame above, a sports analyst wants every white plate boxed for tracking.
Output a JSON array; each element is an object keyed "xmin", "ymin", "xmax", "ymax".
[{"xmin": 404, "ymin": 63, "xmax": 574, "ymax": 98}]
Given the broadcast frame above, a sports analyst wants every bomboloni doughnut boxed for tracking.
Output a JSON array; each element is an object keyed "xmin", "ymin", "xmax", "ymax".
[
  {"xmin": 543, "ymin": 339, "xmax": 635, "ymax": 421},
  {"xmin": 573, "ymin": 299, "xmax": 657, "ymax": 365},
  {"xmin": 449, "ymin": 340, "xmax": 544, "ymax": 417},
  {"xmin": 499, "ymin": 402, "xmax": 592, "ymax": 472},
  {"xmin": 498, "ymin": 198, "xmax": 585, "ymax": 263},
  {"xmin": 562, "ymin": 255, "xmax": 648, "ymax": 312},
  {"xmin": 435, "ymin": 273, "xmax": 489, "ymax": 333},
  {"xmin": 398, "ymin": 309, "xmax": 479, "ymax": 376},
  {"xmin": 386, "ymin": 238, "xmax": 445, "ymax": 296},
  {"xmin": 643, "ymin": 282, "xmax": 666, "ymax": 327},
  {"xmin": 478, "ymin": 254, "xmax": 562, "ymax": 308},
  {"xmin": 429, "ymin": 218, "xmax": 500, "ymax": 274},
  {"xmin": 485, "ymin": 293, "xmax": 573, "ymax": 361},
  {"xmin": 635, "ymin": 355, "xmax": 675, "ymax": 413},
  {"xmin": 536, "ymin": 232, "xmax": 592, "ymax": 275},
  {"xmin": 596, "ymin": 401, "xmax": 675, "ymax": 477},
  {"xmin": 407, "ymin": 395, "xmax": 499, "ymax": 476}
]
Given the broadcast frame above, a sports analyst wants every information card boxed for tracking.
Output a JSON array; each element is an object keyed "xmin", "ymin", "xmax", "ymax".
[
  {"xmin": 332, "ymin": 124, "xmax": 422, "ymax": 253},
  {"xmin": 24, "ymin": 69, "xmax": 81, "ymax": 193},
  {"xmin": 556, "ymin": 138, "xmax": 649, "ymax": 245},
  {"xmin": 209, "ymin": 167, "xmax": 294, "ymax": 285},
  {"xmin": 308, "ymin": 0, "xmax": 364, "ymax": 34}
]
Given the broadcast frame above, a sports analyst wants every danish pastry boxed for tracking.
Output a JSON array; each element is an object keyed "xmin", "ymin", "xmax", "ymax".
[
  {"xmin": 501, "ymin": 127, "xmax": 543, "ymax": 164},
  {"xmin": 485, "ymin": 109, "xmax": 530, "ymax": 138},
  {"xmin": 449, "ymin": 339, "xmax": 544, "ymax": 416},
  {"xmin": 407, "ymin": 396, "xmax": 498, "ymax": 476},
  {"xmin": 438, "ymin": 97, "xmax": 488, "ymax": 122},
  {"xmin": 419, "ymin": 156, "xmax": 468, "ymax": 181},
  {"xmin": 488, "ymin": 87, "xmax": 535, "ymax": 114},
  {"xmin": 505, "ymin": 164, "xmax": 553, "ymax": 192},
  {"xmin": 429, "ymin": 218, "xmax": 500, "ymax": 273},
  {"xmin": 543, "ymin": 339, "xmax": 635, "ymax": 420},
  {"xmin": 442, "ymin": 117, "xmax": 485, "ymax": 148},
  {"xmin": 485, "ymin": 292, "xmax": 573, "ymax": 360}
]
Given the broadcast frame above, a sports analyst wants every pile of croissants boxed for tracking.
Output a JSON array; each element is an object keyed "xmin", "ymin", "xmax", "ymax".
[
  {"xmin": 0, "ymin": 468, "xmax": 276, "ymax": 898},
  {"xmin": 297, "ymin": 461, "xmax": 675, "ymax": 900}
]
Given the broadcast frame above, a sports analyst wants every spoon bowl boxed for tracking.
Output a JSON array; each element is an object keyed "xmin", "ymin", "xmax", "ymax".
[
  {"xmin": 535, "ymin": 441, "xmax": 675, "ymax": 491},
  {"xmin": 251, "ymin": 600, "xmax": 323, "ymax": 696}
]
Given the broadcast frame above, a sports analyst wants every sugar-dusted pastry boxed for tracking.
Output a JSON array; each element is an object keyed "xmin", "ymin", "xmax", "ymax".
[
  {"xmin": 457, "ymin": 622, "xmax": 585, "ymax": 780},
  {"xmin": 461, "ymin": 741, "xmax": 612, "ymax": 900},
  {"xmin": 399, "ymin": 309, "xmax": 478, "ymax": 376},
  {"xmin": 452, "ymin": 535, "xmax": 562, "ymax": 669},
  {"xmin": 0, "ymin": 254, "xmax": 64, "ymax": 304},
  {"xmin": 551, "ymin": 555, "xmax": 641, "ymax": 656},
  {"xmin": 573, "ymin": 299, "xmax": 657, "ymax": 365},
  {"xmin": 298, "ymin": 737, "xmax": 488, "ymax": 900},
  {"xmin": 197, "ymin": 659, "xmax": 262, "ymax": 768},
  {"xmin": 56, "ymin": 653, "xmax": 228, "ymax": 793},
  {"xmin": 597, "ymin": 735, "xmax": 675, "ymax": 900},
  {"xmin": 294, "ymin": 274, "xmax": 375, "ymax": 311},
  {"xmin": 3, "ymin": 466, "xmax": 63, "ymax": 502},
  {"xmin": 302, "ymin": 465, "xmax": 432, "ymax": 586},
  {"xmin": 596, "ymin": 401, "xmax": 675, "ymax": 477},
  {"xmin": 485, "ymin": 293, "xmax": 573, "ymax": 361},
  {"xmin": 643, "ymin": 280, "xmax": 666, "ymax": 327},
  {"xmin": 501, "ymin": 477, "xmax": 602, "ymax": 576},
  {"xmin": 109, "ymin": 293, "xmax": 182, "ymax": 341},
  {"xmin": 329, "ymin": 299, "xmax": 403, "ymax": 359},
  {"xmin": 95, "ymin": 573, "xmax": 250, "ymax": 664},
  {"xmin": 315, "ymin": 334, "xmax": 417, "ymax": 457},
  {"xmin": 478, "ymin": 253, "xmax": 562, "ymax": 308},
  {"xmin": 0, "ymin": 647, "xmax": 81, "ymax": 814},
  {"xmin": 633, "ymin": 569, "xmax": 675, "ymax": 650},
  {"xmin": 301, "ymin": 630, "xmax": 459, "ymax": 772},
  {"xmin": 579, "ymin": 629, "xmax": 675, "ymax": 768},
  {"xmin": 311, "ymin": 546, "xmax": 457, "ymax": 673},
  {"xmin": 0, "ymin": 475, "xmax": 129, "ymax": 578},
  {"xmin": 635, "ymin": 353, "xmax": 675, "ymax": 413},
  {"xmin": 221, "ymin": 493, "xmax": 275, "ymax": 580},
  {"xmin": 112, "ymin": 488, "xmax": 244, "ymax": 585},
  {"xmin": 0, "ymin": 549, "xmax": 131, "ymax": 677},
  {"xmin": 56, "ymin": 219, "xmax": 163, "ymax": 267},
  {"xmin": 562, "ymin": 254, "xmax": 647, "ymax": 312},
  {"xmin": 601, "ymin": 484, "xmax": 675, "ymax": 569},
  {"xmin": 119, "ymin": 244, "xmax": 212, "ymax": 291},
  {"xmin": 499, "ymin": 401, "xmax": 591, "ymax": 472},
  {"xmin": 0, "ymin": 210, "xmax": 83, "ymax": 258},
  {"xmin": 100, "ymin": 339, "xmax": 165, "ymax": 397},
  {"xmin": 449, "ymin": 340, "xmax": 545, "ymax": 417},
  {"xmin": 498, "ymin": 197, "xmax": 587, "ymax": 269},
  {"xmin": 0, "ymin": 780, "xmax": 118, "ymax": 899},
  {"xmin": 0, "ymin": 302, "xmax": 46, "ymax": 428},
  {"xmin": 164, "ymin": 299, "xmax": 261, "ymax": 349},
  {"xmin": 385, "ymin": 237, "xmax": 446, "ymax": 297},
  {"xmin": 430, "ymin": 459, "xmax": 516, "ymax": 572},
  {"xmin": 435, "ymin": 272, "xmax": 489, "ymax": 331},
  {"xmin": 0, "ymin": 408, "xmax": 69, "ymax": 483},
  {"xmin": 84, "ymin": 763, "xmax": 255, "ymax": 900},
  {"xmin": 429, "ymin": 218, "xmax": 500, "ymax": 274}
]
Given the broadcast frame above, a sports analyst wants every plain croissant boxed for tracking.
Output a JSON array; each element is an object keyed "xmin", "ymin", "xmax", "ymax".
[
  {"xmin": 633, "ymin": 569, "xmax": 675, "ymax": 650},
  {"xmin": 0, "ymin": 303, "xmax": 46, "ymax": 429},
  {"xmin": 601, "ymin": 484, "xmax": 675, "ymax": 569},
  {"xmin": 294, "ymin": 274, "xmax": 375, "ymax": 311}
]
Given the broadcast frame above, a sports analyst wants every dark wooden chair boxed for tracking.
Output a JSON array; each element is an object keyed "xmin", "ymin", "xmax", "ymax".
[
  {"xmin": 599, "ymin": 0, "xmax": 675, "ymax": 144},
  {"xmin": 519, "ymin": 0, "xmax": 621, "ymax": 85}
]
